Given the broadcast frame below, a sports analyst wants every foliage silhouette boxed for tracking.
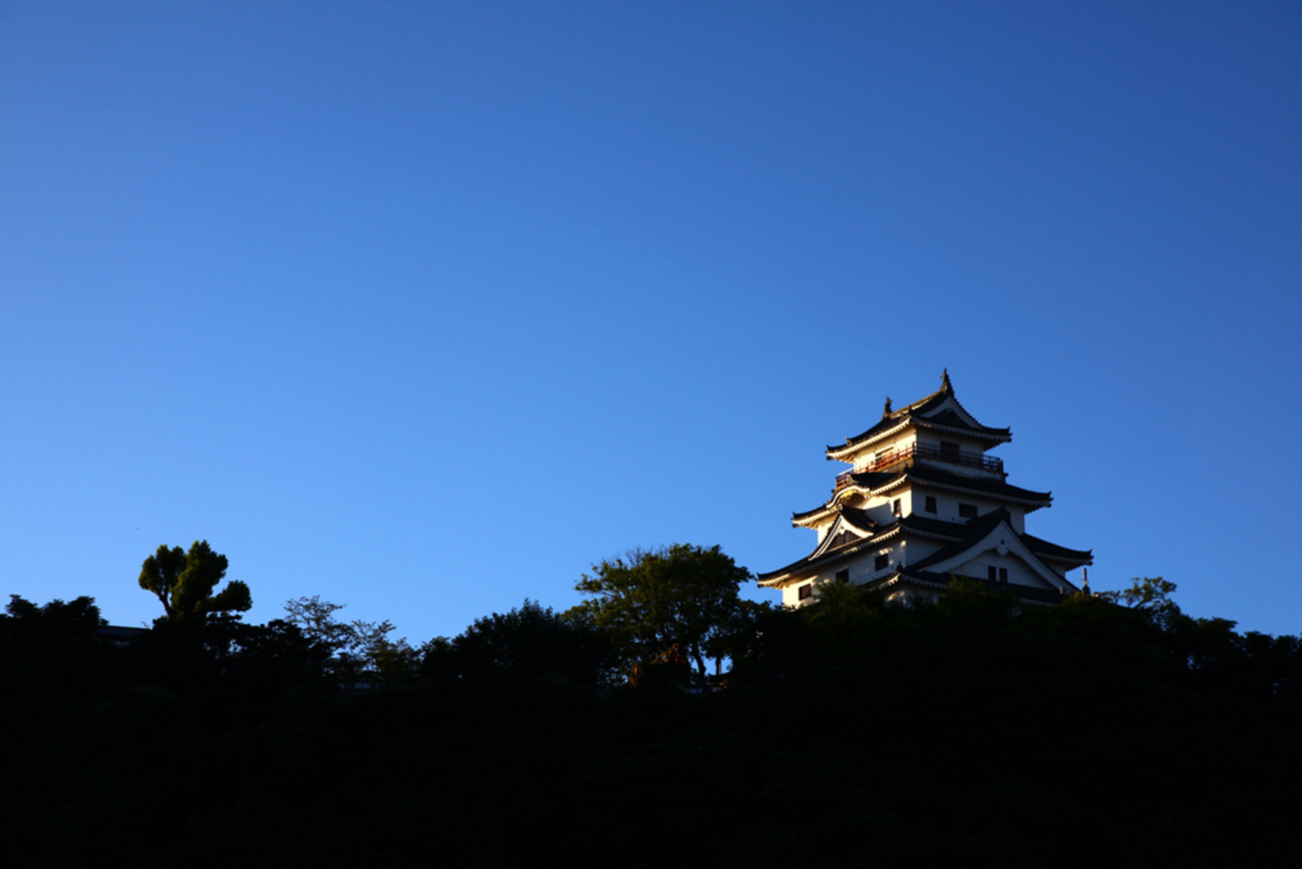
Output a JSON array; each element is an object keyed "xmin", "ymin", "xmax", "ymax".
[
  {"xmin": 1098, "ymin": 576, "xmax": 1180, "ymax": 625},
  {"xmin": 284, "ymin": 595, "xmax": 417, "ymax": 682},
  {"xmin": 138, "ymin": 540, "xmax": 250, "ymax": 622},
  {"xmin": 1, "ymin": 594, "xmax": 110, "ymax": 694},
  {"xmin": 5, "ymin": 569, "xmax": 1302, "ymax": 864},
  {"xmin": 422, "ymin": 598, "xmax": 616, "ymax": 688},
  {"xmin": 569, "ymin": 543, "xmax": 754, "ymax": 680}
]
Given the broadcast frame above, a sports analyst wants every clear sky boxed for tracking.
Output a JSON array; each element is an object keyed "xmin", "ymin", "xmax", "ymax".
[{"xmin": 2, "ymin": 2, "xmax": 1299, "ymax": 640}]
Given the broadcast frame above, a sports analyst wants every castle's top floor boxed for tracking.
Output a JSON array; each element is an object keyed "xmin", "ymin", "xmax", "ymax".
[{"xmin": 826, "ymin": 370, "xmax": 1011, "ymax": 471}]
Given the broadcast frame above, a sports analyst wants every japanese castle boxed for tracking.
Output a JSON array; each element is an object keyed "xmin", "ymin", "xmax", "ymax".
[{"xmin": 758, "ymin": 371, "xmax": 1091, "ymax": 606}]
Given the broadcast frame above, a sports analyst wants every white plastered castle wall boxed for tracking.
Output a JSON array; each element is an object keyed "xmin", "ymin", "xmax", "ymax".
[
  {"xmin": 947, "ymin": 550, "xmax": 1052, "ymax": 589},
  {"xmin": 851, "ymin": 433, "xmax": 917, "ymax": 471},
  {"xmin": 782, "ymin": 536, "xmax": 917, "ymax": 607}
]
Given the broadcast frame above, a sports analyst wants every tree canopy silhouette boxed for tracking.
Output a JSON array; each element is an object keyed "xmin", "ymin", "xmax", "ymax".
[
  {"xmin": 138, "ymin": 540, "xmax": 251, "ymax": 621},
  {"xmin": 569, "ymin": 543, "xmax": 758, "ymax": 679},
  {"xmin": 423, "ymin": 598, "xmax": 616, "ymax": 688},
  {"xmin": 283, "ymin": 595, "xmax": 417, "ymax": 682}
]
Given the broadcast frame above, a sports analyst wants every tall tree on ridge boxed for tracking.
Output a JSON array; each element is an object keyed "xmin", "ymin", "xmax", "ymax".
[
  {"xmin": 570, "ymin": 543, "xmax": 757, "ymax": 680},
  {"xmin": 138, "ymin": 540, "xmax": 251, "ymax": 622}
]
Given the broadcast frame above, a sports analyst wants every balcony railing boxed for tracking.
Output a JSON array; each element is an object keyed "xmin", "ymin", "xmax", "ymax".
[{"xmin": 835, "ymin": 442, "xmax": 1002, "ymax": 490}]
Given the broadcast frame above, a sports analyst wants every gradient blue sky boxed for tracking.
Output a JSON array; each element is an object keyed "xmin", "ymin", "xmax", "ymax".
[{"xmin": 2, "ymin": 2, "xmax": 1299, "ymax": 641}]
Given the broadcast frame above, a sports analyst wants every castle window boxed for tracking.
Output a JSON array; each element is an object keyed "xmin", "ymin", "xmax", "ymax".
[
  {"xmin": 940, "ymin": 441, "xmax": 960, "ymax": 463},
  {"xmin": 987, "ymin": 566, "xmax": 997, "ymax": 582},
  {"xmin": 959, "ymin": 503, "xmax": 978, "ymax": 519},
  {"xmin": 798, "ymin": 584, "xmax": 813, "ymax": 601},
  {"xmin": 999, "ymin": 567, "xmax": 1008, "ymax": 584},
  {"xmin": 875, "ymin": 553, "xmax": 889, "ymax": 571},
  {"xmin": 836, "ymin": 569, "xmax": 849, "ymax": 585},
  {"xmin": 925, "ymin": 496, "xmax": 937, "ymax": 513},
  {"xmin": 892, "ymin": 499, "xmax": 902, "ymax": 516}
]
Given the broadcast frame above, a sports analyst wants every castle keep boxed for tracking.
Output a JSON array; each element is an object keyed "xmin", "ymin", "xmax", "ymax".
[{"xmin": 758, "ymin": 372, "xmax": 1091, "ymax": 606}]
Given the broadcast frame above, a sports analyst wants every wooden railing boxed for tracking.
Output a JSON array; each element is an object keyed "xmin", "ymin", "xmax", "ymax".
[{"xmin": 835, "ymin": 442, "xmax": 1002, "ymax": 490}]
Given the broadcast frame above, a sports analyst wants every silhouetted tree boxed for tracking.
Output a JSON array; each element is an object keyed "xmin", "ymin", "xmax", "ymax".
[
  {"xmin": 426, "ymin": 599, "xmax": 617, "ymax": 688},
  {"xmin": 569, "ymin": 544, "xmax": 753, "ymax": 680},
  {"xmin": 4, "ymin": 593, "xmax": 105, "ymax": 635},
  {"xmin": 1, "ymin": 594, "xmax": 110, "ymax": 692},
  {"xmin": 284, "ymin": 595, "xmax": 417, "ymax": 681},
  {"xmin": 1098, "ymin": 576, "xmax": 1180, "ymax": 626},
  {"xmin": 138, "ymin": 540, "xmax": 250, "ymax": 622}
]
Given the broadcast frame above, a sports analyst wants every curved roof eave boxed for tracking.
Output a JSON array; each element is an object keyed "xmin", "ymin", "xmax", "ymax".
[
  {"xmin": 826, "ymin": 412, "xmax": 1010, "ymax": 461},
  {"xmin": 759, "ymin": 515, "xmax": 973, "ymax": 586},
  {"xmin": 825, "ymin": 374, "xmax": 1012, "ymax": 461},
  {"xmin": 842, "ymin": 465, "xmax": 1052, "ymax": 508},
  {"xmin": 757, "ymin": 524, "xmax": 906, "ymax": 586}
]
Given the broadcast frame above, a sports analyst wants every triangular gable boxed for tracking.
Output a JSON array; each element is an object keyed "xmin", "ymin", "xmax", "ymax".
[
  {"xmin": 916, "ymin": 518, "xmax": 1074, "ymax": 593},
  {"xmin": 809, "ymin": 513, "xmax": 871, "ymax": 560},
  {"xmin": 915, "ymin": 399, "xmax": 1013, "ymax": 443},
  {"xmin": 916, "ymin": 394, "xmax": 980, "ymax": 429}
]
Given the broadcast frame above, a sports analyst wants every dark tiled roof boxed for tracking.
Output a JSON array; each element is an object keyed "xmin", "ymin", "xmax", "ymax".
[
  {"xmin": 838, "ymin": 506, "xmax": 880, "ymax": 534},
  {"xmin": 866, "ymin": 568, "xmax": 1076, "ymax": 604},
  {"xmin": 896, "ymin": 513, "xmax": 971, "ymax": 538},
  {"xmin": 760, "ymin": 506, "xmax": 1088, "ymax": 586},
  {"xmin": 920, "ymin": 408, "xmax": 968, "ymax": 428},
  {"xmin": 904, "ymin": 507, "xmax": 1090, "ymax": 575},
  {"xmin": 848, "ymin": 463, "xmax": 1051, "ymax": 505},
  {"xmin": 913, "ymin": 407, "xmax": 1009, "ymax": 438},
  {"xmin": 844, "ymin": 470, "xmax": 900, "ymax": 489},
  {"xmin": 906, "ymin": 509, "xmax": 1013, "ymax": 571},
  {"xmin": 100, "ymin": 625, "xmax": 148, "ymax": 640},
  {"xmin": 99, "ymin": 624, "xmax": 149, "ymax": 647},
  {"xmin": 827, "ymin": 376, "xmax": 1010, "ymax": 456},
  {"xmin": 756, "ymin": 548, "xmax": 851, "ymax": 583},
  {"xmin": 792, "ymin": 502, "xmax": 836, "ymax": 523},
  {"xmin": 1019, "ymin": 533, "xmax": 1093, "ymax": 565},
  {"xmin": 827, "ymin": 415, "xmax": 900, "ymax": 452},
  {"xmin": 796, "ymin": 463, "xmax": 1047, "ymax": 524},
  {"xmin": 758, "ymin": 513, "xmax": 965, "ymax": 582},
  {"xmin": 756, "ymin": 521, "xmax": 897, "ymax": 582},
  {"xmin": 837, "ymin": 410, "xmax": 1009, "ymax": 450}
]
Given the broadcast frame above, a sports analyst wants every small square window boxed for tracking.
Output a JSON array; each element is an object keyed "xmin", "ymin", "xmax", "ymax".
[
  {"xmin": 959, "ymin": 503, "xmax": 978, "ymax": 519},
  {"xmin": 875, "ymin": 553, "xmax": 889, "ymax": 571},
  {"xmin": 940, "ymin": 441, "xmax": 960, "ymax": 462},
  {"xmin": 925, "ymin": 496, "xmax": 937, "ymax": 513},
  {"xmin": 798, "ymin": 584, "xmax": 813, "ymax": 600},
  {"xmin": 836, "ymin": 569, "xmax": 849, "ymax": 585}
]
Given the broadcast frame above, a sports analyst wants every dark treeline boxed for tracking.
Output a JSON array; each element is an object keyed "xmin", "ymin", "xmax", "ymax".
[{"xmin": 2, "ymin": 567, "xmax": 1299, "ymax": 863}]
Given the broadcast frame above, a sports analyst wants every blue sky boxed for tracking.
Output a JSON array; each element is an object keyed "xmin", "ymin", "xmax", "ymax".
[{"xmin": 2, "ymin": 1, "xmax": 1299, "ymax": 640}]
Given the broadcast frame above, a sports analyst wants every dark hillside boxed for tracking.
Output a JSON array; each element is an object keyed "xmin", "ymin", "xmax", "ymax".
[{"xmin": 2, "ymin": 587, "xmax": 1298, "ymax": 864}]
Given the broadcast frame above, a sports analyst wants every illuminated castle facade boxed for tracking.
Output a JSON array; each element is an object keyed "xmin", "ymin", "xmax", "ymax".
[{"xmin": 758, "ymin": 372, "xmax": 1091, "ymax": 607}]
